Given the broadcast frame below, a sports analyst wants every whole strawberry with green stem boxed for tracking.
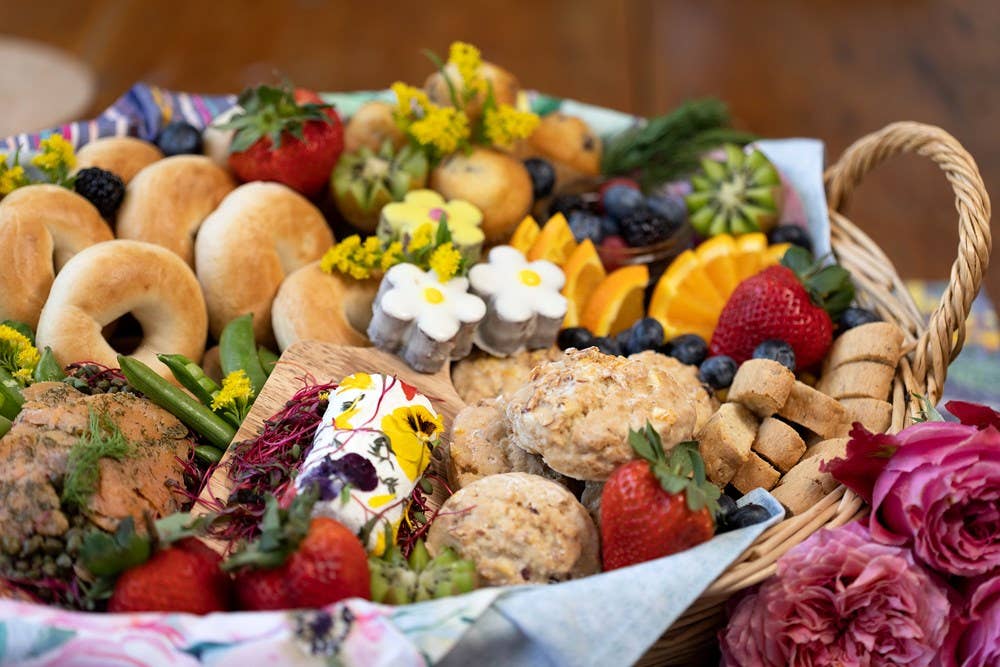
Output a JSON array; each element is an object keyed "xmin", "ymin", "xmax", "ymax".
[
  {"xmin": 221, "ymin": 84, "xmax": 344, "ymax": 198},
  {"xmin": 710, "ymin": 246, "xmax": 855, "ymax": 368},
  {"xmin": 600, "ymin": 423, "xmax": 720, "ymax": 570}
]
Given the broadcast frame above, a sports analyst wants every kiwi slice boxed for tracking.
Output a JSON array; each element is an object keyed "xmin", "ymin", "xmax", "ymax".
[
  {"xmin": 685, "ymin": 144, "xmax": 783, "ymax": 236},
  {"xmin": 368, "ymin": 540, "xmax": 477, "ymax": 604},
  {"xmin": 332, "ymin": 140, "xmax": 428, "ymax": 231}
]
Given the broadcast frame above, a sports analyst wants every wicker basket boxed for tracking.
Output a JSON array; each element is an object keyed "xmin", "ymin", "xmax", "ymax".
[{"xmin": 640, "ymin": 121, "xmax": 993, "ymax": 666}]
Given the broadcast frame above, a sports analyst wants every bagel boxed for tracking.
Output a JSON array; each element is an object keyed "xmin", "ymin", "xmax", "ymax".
[
  {"xmin": 0, "ymin": 185, "xmax": 114, "ymax": 327},
  {"xmin": 75, "ymin": 137, "xmax": 164, "ymax": 183},
  {"xmin": 116, "ymin": 155, "xmax": 236, "ymax": 266},
  {"xmin": 195, "ymin": 182, "xmax": 334, "ymax": 345},
  {"xmin": 36, "ymin": 240, "xmax": 207, "ymax": 380},
  {"xmin": 272, "ymin": 261, "xmax": 378, "ymax": 351}
]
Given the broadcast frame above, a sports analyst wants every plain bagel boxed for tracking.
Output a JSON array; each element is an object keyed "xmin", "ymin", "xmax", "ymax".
[
  {"xmin": 36, "ymin": 240, "xmax": 208, "ymax": 380},
  {"xmin": 75, "ymin": 136, "xmax": 164, "ymax": 184},
  {"xmin": 195, "ymin": 182, "xmax": 334, "ymax": 345},
  {"xmin": 117, "ymin": 155, "xmax": 236, "ymax": 265},
  {"xmin": 271, "ymin": 261, "xmax": 378, "ymax": 351},
  {"xmin": 0, "ymin": 184, "xmax": 114, "ymax": 327}
]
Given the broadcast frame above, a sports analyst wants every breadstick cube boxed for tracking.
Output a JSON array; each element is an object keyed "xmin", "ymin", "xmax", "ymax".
[
  {"xmin": 816, "ymin": 361, "xmax": 895, "ymax": 400},
  {"xmin": 839, "ymin": 397, "xmax": 893, "ymax": 433},
  {"xmin": 770, "ymin": 454, "xmax": 840, "ymax": 515},
  {"xmin": 728, "ymin": 359, "xmax": 796, "ymax": 417},
  {"xmin": 824, "ymin": 321, "xmax": 904, "ymax": 371},
  {"xmin": 752, "ymin": 417, "xmax": 806, "ymax": 472},
  {"xmin": 697, "ymin": 403, "xmax": 759, "ymax": 485},
  {"xmin": 731, "ymin": 451, "xmax": 781, "ymax": 494},
  {"xmin": 777, "ymin": 381, "xmax": 849, "ymax": 439},
  {"xmin": 802, "ymin": 437, "xmax": 850, "ymax": 464}
]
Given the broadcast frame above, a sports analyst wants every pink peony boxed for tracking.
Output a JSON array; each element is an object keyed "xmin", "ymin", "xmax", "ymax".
[
  {"xmin": 942, "ymin": 573, "xmax": 1000, "ymax": 667},
  {"xmin": 869, "ymin": 421, "xmax": 1000, "ymax": 576},
  {"xmin": 720, "ymin": 521, "xmax": 952, "ymax": 667}
]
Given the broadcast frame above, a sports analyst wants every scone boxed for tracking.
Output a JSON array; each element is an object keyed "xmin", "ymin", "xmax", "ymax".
[
  {"xmin": 448, "ymin": 398, "xmax": 560, "ymax": 489},
  {"xmin": 505, "ymin": 348, "xmax": 699, "ymax": 481},
  {"xmin": 629, "ymin": 351, "xmax": 718, "ymax": 431},
  {"xmin": 426, "ymin": 472, "xmax": 600, "ymax": 585},
  {"xmin": 451, "ymin": 347, "xmax": 564, "ymax": 404}
]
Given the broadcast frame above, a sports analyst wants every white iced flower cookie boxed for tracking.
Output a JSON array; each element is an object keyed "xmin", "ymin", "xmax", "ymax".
[
  {"xmin": 468, "ymin": 245, "xmax": 568, "ymax": 356},
  {"xmin": 368, "ymin": 263, "xmax": 486, "ymax": 373}
]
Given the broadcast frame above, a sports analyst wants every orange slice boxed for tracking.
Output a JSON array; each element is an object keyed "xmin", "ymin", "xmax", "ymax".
[
  {"xmin": 580, "ymin": 264, "xmax": 650, "ymax": 336},
  {"xmin": 695, "ymin": 235, "xmax": 739, "ymax": 296},
  {"xmin": 527, "ymin": 213, "xmax": 578, "ymax": 265},
  {"xmin": 510, "ymin": 215, "xmax": 541, "ymax": 255},
  {"xmin": 733, "ymin": 233, "xmax": 768, "ymax": 280},
  {"xmin": 561, "ymin": 239, "xmax": 606, "ymax": 327},
  {"xmin": 762, "ymin": 242, "xmax": 791, "ymax": 266}
]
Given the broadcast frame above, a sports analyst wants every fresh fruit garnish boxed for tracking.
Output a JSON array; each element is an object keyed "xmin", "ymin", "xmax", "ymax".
[
  {"xmin": 732, "ymin": 232, "xmax": 768, "ymax": 280},
  {"xmin": 593, "ymin": 336, "xmax": 623, "ymax": 356},
  {"xmin": 156, "ymin": 121, "xmax": 204, "ymax": 157},
  {"xmin": 561, "ymin": 239, "xmax": 606, "ymax": 327},
  {"xmin": 686, "ymin": 144, "xmax": 782, "ymax": 236},
  {"xmin": 223, "ymin": 489, "xmax": 370, "ymax": 610},
  {"xmin": 620, "ymin": 317, "xmax": 665, "ymax": 356},
  {"xmin": 579, "ymin": 264, "xmax": 649, "ymax": 337},
  {"xmin": 369, "ymin": 539, "xmax": 477, "ymax": 604},
  {"xmin": 699, "ymin": 355, "xmax": 738, "ymax": 390},
  {"xmin": 509, "ymin": 215, "xmax": 541, "ymax": 255},
  {"xmin": 619, "ymin": 206, "xmax": 677, "ymax": 247},
  {"xmin": 752, "ymin": 339, "xmax": 796, "ymax": 371},
  {"xmin": 716, "ymin": 503, "xmax": 770, "ymax": 533},
  {"xmin": 557, "ymin": 326, "xmax": 595, "ymax": 351},
  {"xmin": 332, "ymin": 140, "xmax": 428, "ymax": 231},
  {"xmin": 662, "ymin": 333, "xmax": 709, "ymax": 366},
  {"xmin": 694, "ymin": 235, "xmax": 739, "ymax": 295},
  {"xmin": 838, "ymin": 306, "xmax": 881, "ymax": 331},
  {"xmin": 73, "ymin": 167, "xmax": 125, "ymax": 220},
  {"xmin": 598, "ymin": 177, "xmax": 640, "ymax": 200},
  {"xmin": 710, "ymin": 247, "xmax": 855, "ymax": 367},
  {"xmin": 768, "ymin": 223, "xmax": 814, "ymax": 255},
  {"xmin": 523, "ymin": 157, "xmax": 556, "ymax": 201},
  {"xmin": 600, "ymin": 215, "xmax": 621, "ymax": 238},
  {"xmin": 527, "ymin": 212, "xmax": 578, "ymax": 264},
  {"xmin": 645, "ymin": 193, "xmax": 687, "ymax": 227},
  {"xmin": 600, "ymin": 423, "xmax": 720, "ymax": 570},
  {"xmin": 602, "ymin": 184, "xmax": 644, "ymax": 220},
  {"xmin": 597, "ymin": 234, "xmax": 629, "ymax": 271},
  {"xmin": 548, "ymin": 193, "xmax": 590, "ymax": 220},
  {"xmin": 220, "ymin": 85, "xmax": 344, "ymax": 198},
  {"xmin": 567, "ymin": 210, "xmax": 605, "ymax": 244}
]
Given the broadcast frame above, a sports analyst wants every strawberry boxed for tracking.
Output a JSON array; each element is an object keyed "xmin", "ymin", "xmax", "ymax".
[
  {"xmin": 600, "ymin": 423, "xmax": 720, "ymax": 570},
  {"xmin": 709, "ymin": 247, "xmax": 855, "ymax": 368},
  {"xmin": 221, "ymin": 84, "xmax": 344, "ymax": 198},
  {"xmin": 224, "ymin": 489, "xmax": 370, "ymax": 610},
  {"xmin": 108, "ymin": 538, "xmax": 230, "ymax": 614}
]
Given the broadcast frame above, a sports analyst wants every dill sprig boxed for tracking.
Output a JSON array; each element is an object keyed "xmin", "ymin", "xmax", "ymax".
[{"xmin": 62, "ymin": 409, "xmax": 134, "ymax": 508}]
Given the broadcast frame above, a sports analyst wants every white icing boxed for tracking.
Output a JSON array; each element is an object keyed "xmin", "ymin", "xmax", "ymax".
[
  {"xmin": 469, "ymin": 246, "xmax": 568, "ymax": 322},
  {"xmin": 379, "ymin": 263, "xmax": 486, "ymax": 342}
]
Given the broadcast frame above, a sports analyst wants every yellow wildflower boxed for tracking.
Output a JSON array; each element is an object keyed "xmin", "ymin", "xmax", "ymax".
[
  {"xmin": 407, "ymin": 223, "xmax": 435, "ymax": 253},
  {"xmin": 381, "ymin": 241, "xmax": 404, "ymax": 271},
  {"xmin": 483, "ymin": 104, "xmax": 540, "ymax": 148},
  {"xmin": 0, "ymin": 324, "xmax": 40, "ymax": 386},
  {"xmin": 409, "ymin": 106, "xmax": 469, "ymax": 156},
  {"xmin": 211, "ymin": 370, "xmax": 252, "ymax": 411},
  {"xmin": 320, "ymin": 235, "xmax": 396, "ymax": 280},
  {"xmin": 0, "ymin": 164, "xmax": 28, "ymax": 196},
  {"xmin": 448, "ymin": 41, "xmax": 485, "ymax": 95},
  {"xmin": 32, "ymin": 134, "xmax": 76, "ymax": 172},
  {"xmin": 428, "ymin": 242, "xmax": 462, "ymax": 282},
  {"xmin": 391, "ymin": 81, "xmax": 430, "ymax": 119}
]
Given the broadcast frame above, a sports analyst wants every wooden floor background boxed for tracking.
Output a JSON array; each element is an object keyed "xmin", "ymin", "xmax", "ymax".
[{"xmin": 2, "ymin": 0, "xmax": 997, "ymax": 300}]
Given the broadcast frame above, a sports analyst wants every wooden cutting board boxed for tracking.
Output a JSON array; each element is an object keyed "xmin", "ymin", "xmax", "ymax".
[{"xmin": 196, "ymin": 340, "xmax": 466, "ymax": 542}]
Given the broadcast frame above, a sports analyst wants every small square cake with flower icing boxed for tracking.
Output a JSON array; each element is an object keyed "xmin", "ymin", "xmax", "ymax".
[
  {"xmin": 377, "ymin": 189, "xmax": 485, "ymax": 263},
  {"xmin": 468, "ymin": 245, "xmax": 568, "ymax": 356},
  {"xmin": 368, "ymin": 262, "xmax": 486, "ymax": 373}
]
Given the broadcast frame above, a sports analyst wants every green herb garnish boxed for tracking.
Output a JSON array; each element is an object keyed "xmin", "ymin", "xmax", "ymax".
[{"xmin": 62, "ymin": 408, "xmax": 135, "ymax": 508}]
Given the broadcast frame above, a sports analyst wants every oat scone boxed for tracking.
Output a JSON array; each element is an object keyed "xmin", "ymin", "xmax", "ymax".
[
  {"xmin": 451, "ymin": 347, "xmax": 564, "ymax": 404},
  {"xmin": 426, "ymin": 472, "xmax": 600, "ymax": 585},
  {"xmin": 629, "ymin": 351, "xmax": 719, "ymax": 431},
  {"xmin": 504, "ymin": 348, "xmax": 699, "ymax": 481},
  {"xmin": 448, "ymin": 398, "xmax": 559, "ymax": 489}
]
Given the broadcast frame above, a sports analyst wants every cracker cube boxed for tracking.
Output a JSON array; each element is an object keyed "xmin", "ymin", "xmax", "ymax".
[
  {"xmin": 778, "ymin": 381, "xmax": 849, "ymax": 439},
  {"xmin": 697, "ymin": 403, "xmax": 759, "ymax": 485},
  {"xmin": 752, "ymin": 417, "xmax": 806, "ymax": 472},
  {"xmin": 839, "ymin": 397, "xmax": 893, "ymax": 433},
  {"xmin": 817, "ymin": 361, "xmax": 895, "ymax": 400},
  {"xmin": 731, "ymin": 451, "xmax": 781, "ymax": 494},
  {"xmin": 824, "ymin": 321, "xmax": 904, "ymax": 371},
  {"xmin": 728, "ymin": 359, "xmax": 796, "ymax": 417}
]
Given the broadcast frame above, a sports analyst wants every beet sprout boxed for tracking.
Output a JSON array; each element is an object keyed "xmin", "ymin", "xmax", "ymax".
[
  {"xmin": 397, "ymin": 468, "xmax": 455, "ymax": 558},
  {"xmin": 64, "ymin": 361, "xmax": 130, "ymax": 389}
]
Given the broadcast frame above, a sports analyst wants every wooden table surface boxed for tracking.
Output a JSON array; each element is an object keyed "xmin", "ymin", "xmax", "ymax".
[{"xmin": 2, "ymin": 0, "xmax": 996, "ymax": 300}]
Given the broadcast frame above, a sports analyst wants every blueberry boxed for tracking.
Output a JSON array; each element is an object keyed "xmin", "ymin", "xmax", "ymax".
[
  {"xmin": 839, "ymin": 307, "xmax": 881, "ymax": 331},
  {"xmin": 727, "ymin": 503, "xmax": 771, "ymax": 529},
  {"xmin": 622, "ymin": 318, "xmax": 664, "ymax": 355},
  {"xmin": 603, "ymin": 185, "xmax": 645, "ymax": 221},
  {"xmin": 752, "ymin": 339, "xmax": 796, "ymax": 371},
  {"xmin": 600, "ymin": 215, "xmax": 621, "ymax": 238},
  {"xmin": 593, "ymin": 336, "xmax": 623, "ymax": 356},
  {"xmin": 645, "ymin": 194, "xmax": 687, "ymax": 228},
  {"xmin": 567, "ymin": 210, "xmax": 605, "ymax": 244},
  {"xmin": 699, "ymin": 355, "xmax": 737, "ymax": 389},
  {"xmin": 523, "ymin": 158, "xmax": 556, "ymax": 200},
  {"xmin": 549, "ymin": 194, "xmax": 588, "ymax": 219},
  {"xmin": 768, "ymin": 224, "xmax": 813, "ymax": 255},
  {"xmin": 156, "ymin": 121, "xmax": 203, "ymax": 156},
  {"xmin": 557, "ymin": 327, "xmax": 594, "ymax": 351},
  {"xmin": 662, "ymin": 334, "xmax": 708, "ymax": 366},
  {"xmin": 715, "ymin": 494, "xmax": 738, "ymax": 524}
]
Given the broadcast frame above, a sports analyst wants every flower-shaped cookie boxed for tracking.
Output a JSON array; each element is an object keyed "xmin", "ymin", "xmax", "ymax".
[
  {"xmin": 468, "ymin": 245, "xmax": 568, "ymax": 356},
  {"xmin": 368, "ymin": 263, "xmax": 486, "ymax": 373},
  {"xmin": 377, "ymin": 189, "xmax": 484, "ymax": 262}
]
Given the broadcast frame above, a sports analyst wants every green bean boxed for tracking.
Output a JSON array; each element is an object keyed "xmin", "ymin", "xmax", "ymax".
[
  {"xmin": 193, "ymin": 445, "xmax": 224, "ymax": 466},
  {"xmin": 117, "ymin": 355, "xmax": 236, "ymax": 451},
  {"xmin": 0, "ymin": 368, "xmax": 24, "ymax": 421},
  {"xmin": 257, "ymin": 346, "xmax": 279, "ymax": 377},
  {"xmin": 219, "ymin": 314, "xmax": 268, "ymax": 396},
  {"xmin": 33, "ymin": 347, "xmax": 66, "ymax": 382},
  {"xmin": 0, "ymin": 415, "xmax": 11, "ymax": 438},
  {"xmin": 157, "ymin": 354, "xmax": 220, "ymax": 408}
]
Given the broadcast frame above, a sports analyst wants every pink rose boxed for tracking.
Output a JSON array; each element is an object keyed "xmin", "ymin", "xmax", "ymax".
[
  {"xmin": 720, "ymin": 521, "xmax": 952, "ymax": 667},
  {"xmin": 869, "ymin": 421, "xmax": 1000, "ymax": 576},
  {"xmin": 942, "ymin": 574, "xmax": 1000, "ymax": 667}
]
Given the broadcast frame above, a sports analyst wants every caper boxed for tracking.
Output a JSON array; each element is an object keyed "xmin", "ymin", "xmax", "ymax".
[
  {"xmin": 44, "ymin": 538, "xmax": 63, "ymax": 555},
  {"xmin": 41, "ymin": 561, "xmax": 58, "ymax": 578},
  {"xmin": 55, "ymin": 553, "xmax": 72, "ymax": 569}
]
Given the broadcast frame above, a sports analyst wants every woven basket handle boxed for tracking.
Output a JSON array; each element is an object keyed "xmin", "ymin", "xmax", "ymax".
[{"xmin": 824, "ymin": 121, "xmax": 992, "ymax": 403}]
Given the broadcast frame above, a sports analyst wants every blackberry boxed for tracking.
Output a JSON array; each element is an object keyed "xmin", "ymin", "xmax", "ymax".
[
  {"xmin": 73, "ymin": 167, "xmax": 125, "ymax": 219},
  {"xmin": 523, "ymin": 158, "xmax": 556, "ymax": 200},
  {"xmin": 619, "ymin": 207, "xmax": 673, "ymax": 247},
  {"xmin": 548, "ymin": 193, "xmax": 588, "ymax": 220}
]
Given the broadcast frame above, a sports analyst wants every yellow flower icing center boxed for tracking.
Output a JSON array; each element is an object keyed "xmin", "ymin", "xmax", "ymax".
[
  {"xmin": 423, "ymin": 287, "xmax": 445, "ymax": 304},
  {"xmin": 519, "ymin": 269, "xmax": 542, "ymax": 287}
]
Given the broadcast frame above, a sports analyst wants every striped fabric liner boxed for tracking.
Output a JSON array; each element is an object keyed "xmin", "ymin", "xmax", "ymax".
[{"xmin": 2, "ymin": 83, "xmax": 236, "ymax": 152}]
